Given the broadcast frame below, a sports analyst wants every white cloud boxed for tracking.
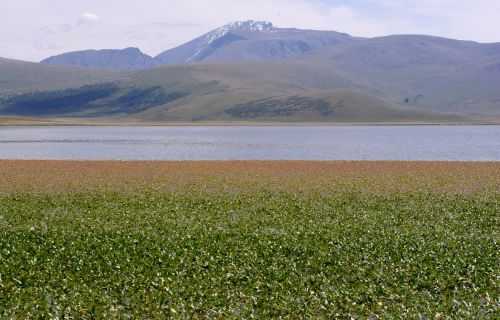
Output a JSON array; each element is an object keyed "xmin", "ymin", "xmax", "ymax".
[
  {"xmin": 79, "ymin": 12, "xmax": 100, "ymax": 24},
  {"xmin": 0, "ymin": 0, "xmax": 499, "ymax": 61}
]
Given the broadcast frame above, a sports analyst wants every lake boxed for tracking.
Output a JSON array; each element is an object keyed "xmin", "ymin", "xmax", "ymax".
[{"xmin": 0, "ymin": 125, "xmax": 499, "ymax": 161}]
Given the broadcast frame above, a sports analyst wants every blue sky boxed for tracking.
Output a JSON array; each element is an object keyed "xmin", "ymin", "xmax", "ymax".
[{"xmin": 1, "ymin": 0, "xmax": 499, "ymax": 61}]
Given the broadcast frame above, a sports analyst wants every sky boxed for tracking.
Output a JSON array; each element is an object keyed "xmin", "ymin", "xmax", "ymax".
[{"xmin": 1, "ymin": 0, "xmax": 499, "ymax": 62}]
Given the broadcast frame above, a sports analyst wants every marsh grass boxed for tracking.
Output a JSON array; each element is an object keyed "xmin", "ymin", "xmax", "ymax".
[{"xmin": 0, "ymin": 191, "xmax": 498, "ymax": 318}]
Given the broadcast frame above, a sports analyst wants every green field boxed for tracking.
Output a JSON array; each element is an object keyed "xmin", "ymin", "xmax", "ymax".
[
  {"xmin": 0, "ymin": 161, "xmax": 498, "ymax": 318},
  {"xmin": 1, "ymin": 190, "xmax": 498, "ymax": 319}
]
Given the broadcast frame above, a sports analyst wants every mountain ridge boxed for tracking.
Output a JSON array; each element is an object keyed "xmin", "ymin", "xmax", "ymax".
[
  {"xmin": 41, "ymin": 20, "xmax": 357, "ymax": 69},
  {"xmin": 41, "ymin": 47, "xmax": 156, "ymax": 70},
  {"xmin": 39, "ymin": 20, "xmax": 500, "ymax": 71},
  {"xmin": 0, "ymin": 20, "xmax": 498, "ymax": 122}
]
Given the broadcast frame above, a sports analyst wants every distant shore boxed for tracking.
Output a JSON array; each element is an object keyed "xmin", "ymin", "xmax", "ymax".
[{"xmin": 1, "ymin": 116, "xmax": 500, "ymax": 126}]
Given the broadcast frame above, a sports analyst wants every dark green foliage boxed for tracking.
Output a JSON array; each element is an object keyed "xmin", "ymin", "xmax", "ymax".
[
  {"xmin": 225, "ymin": 96, "xmax": 334, "ymax": 119},
  {"xmin": 0, "ymin": 192, "xmax": 498, "ymax": 318},
  {"xmin": 113, "ymin": 87, "xmax": 187, "ymax": 114},
  {"xmin": 0, "ymin": 84, "xmax": 187, "ymax": 117},
  {"xmin": 0, "ymin": 84, "xmax": 119, "ymax": 116}
]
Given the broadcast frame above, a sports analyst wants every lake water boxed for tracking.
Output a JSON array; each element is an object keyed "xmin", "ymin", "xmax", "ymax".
[{"xmin": 0, "ymin": 126, "xmax": 499, "ymax": 161}]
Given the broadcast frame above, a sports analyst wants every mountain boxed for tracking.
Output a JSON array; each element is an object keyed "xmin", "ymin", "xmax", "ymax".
[
  {"xmin": 41, "ymin": 47, "xmax": 156, "ymax": 70},
  {"xmin": 0, "ymin": 57, "xmax": 121, "ymax": 95},
  {"xmin": 0, "ymin": 59, "xmax": 455, "ymax": 122},
  {"xmin": 41, "ymin": 21, "xmax": 355, "ymax": 69},
  {"xmin": 317, "ymin": 35, "xmax": 500, "ymax": 115},
  {"xmin": 2, "ymin": 21, "xmax": 500, "ymax": 122},
  {"xmin": 155, "ymin": 20, "xmax": 354, "ymax": 64}
]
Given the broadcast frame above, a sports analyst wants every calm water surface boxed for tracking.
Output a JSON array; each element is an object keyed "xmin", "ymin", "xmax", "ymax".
[{"xmin": 0, "ymin": 126, "xmax": 499, "ymax": 161}]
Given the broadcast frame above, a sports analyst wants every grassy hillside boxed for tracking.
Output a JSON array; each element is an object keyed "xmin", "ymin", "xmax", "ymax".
[
  {"xmin": 0, "ymin": 57, "xmax": 477, "ymax": 122},
  {"xmin": 314, "ymin": 36, "xmax": 500, "ymax": 116},
  {"xmin": 0, "ymin": 58, "xmax": 122, "ymax": 95},
  {"xmin": 125, "ymin": 63, "xmax": 457, "ymax": 122},
  {"xmin": 26, "ymin": 21, "xmax": 500, "ymax": 121}
]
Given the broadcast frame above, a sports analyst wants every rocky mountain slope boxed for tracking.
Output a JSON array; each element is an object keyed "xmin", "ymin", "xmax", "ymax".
[{"xmin": 155, "ymin": 20, "xmax": 354, "ymax": 64}]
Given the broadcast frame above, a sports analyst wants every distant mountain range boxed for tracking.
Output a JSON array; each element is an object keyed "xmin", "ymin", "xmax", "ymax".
[
  {"xmin": 1, "ymin": 20, "xmax": 499, "ymax": 122},
  {"xmin": 41, "ymin": 21, "xmax": 355, "ymax": 69},
  {"xmin": 42, "ymin": 47, "xmax": 156, "ymax": 70},
  {"xmin": 154, "ymin": 21, "xmax": 353, "ymax": 65}
]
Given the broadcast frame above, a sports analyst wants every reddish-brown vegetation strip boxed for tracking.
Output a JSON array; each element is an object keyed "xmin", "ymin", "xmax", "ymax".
[{"xmin": 0, "ymin": 160, "xmax": 499, "ymax": 194}]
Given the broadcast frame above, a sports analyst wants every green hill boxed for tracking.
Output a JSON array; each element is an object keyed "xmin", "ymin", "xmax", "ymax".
[
  {"xmin": 0, "ymin": 58, "xmax": 121, "ymax": 95},
  {"xmin": 12, "ymin": 21, "xmax": 498, "ymax": 122},
  {"xmin": 0, "ymin": 60, "xmax": 452, "ymax": 122}
]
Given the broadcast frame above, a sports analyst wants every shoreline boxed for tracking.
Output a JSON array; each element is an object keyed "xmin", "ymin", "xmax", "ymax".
[{"xmin": 1, "ymin": 116, "xmax": 500, "ymax": 127}]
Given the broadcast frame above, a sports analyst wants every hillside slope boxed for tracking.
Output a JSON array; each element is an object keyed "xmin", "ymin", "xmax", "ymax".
[
  {"xmin": 41, "ymin": 48, "xmax": 156, "ymax": 71},
  {"xmin": 33, "ymin": 20, "xmax": 500, "ymax": 118},
  {"xmin": 0, "ymin": 57, "xmax": 122, "ymax": 95},
  {"xmin": 2, "ymin": 20, "xmax": 500, "ymax": 121},
  {"xmin": 317, "ymin": 35, "xmax": 500, "ymax": 115},
  {"xmin": 0, "ymin": 60, "xmax": 454, "ymax": 122}
]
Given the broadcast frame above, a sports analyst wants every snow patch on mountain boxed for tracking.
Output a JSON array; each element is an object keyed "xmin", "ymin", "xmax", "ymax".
[
  {"xmin": 225, "ymin": 21, "xmax": 274, "ymax": 32},
  {"xmin": 205, "ymin": 20, "xmax": 274, "ymax": 45},
  {"xmin": 186, "ymin": 21, "xmax": 273, "ymax": 62}
]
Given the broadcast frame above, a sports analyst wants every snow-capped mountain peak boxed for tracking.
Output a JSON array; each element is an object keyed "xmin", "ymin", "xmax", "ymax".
[
  {"xmin": 183, "ymin": 21, "xmax": 273, "ymax": 62},
  {"xmin": 204, "ymin": 20, "xmax": 274, "ymax": 45},
  {"xmin": 224, "ymin": 20, "xmax": 274, "ymax": 32}
]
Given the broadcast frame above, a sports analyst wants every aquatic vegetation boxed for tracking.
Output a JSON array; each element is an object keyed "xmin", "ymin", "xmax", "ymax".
[
  {"xmin": 0, "ymin": 191, "xmax": 498, "ymax": 318},
  {"xmin": 0, "ymin": 161, "xmax": 498, "ymax": 318}
]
